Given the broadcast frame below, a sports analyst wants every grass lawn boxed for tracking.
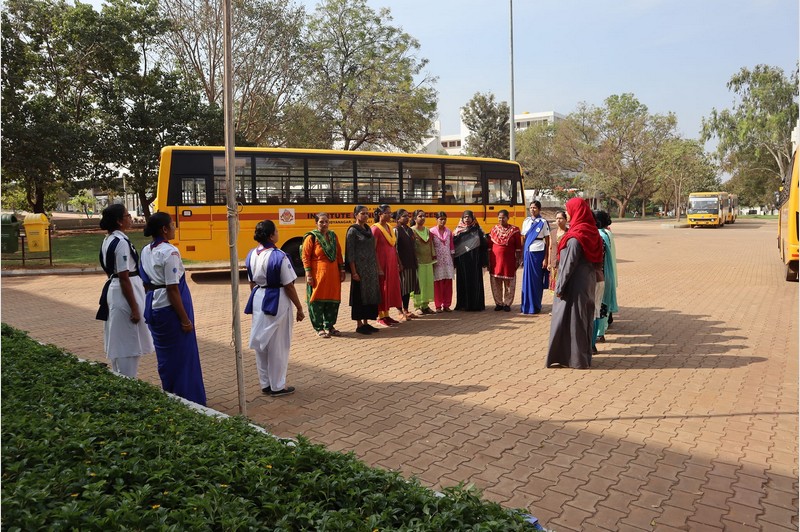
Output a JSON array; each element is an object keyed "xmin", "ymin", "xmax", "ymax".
[
  {"xmin": 2, "ymin": 230, "xmax": 151, "ymax": 267},
  {"xmin": 50, "ymin": 231, "xmax": 151, "ymax": 266}
]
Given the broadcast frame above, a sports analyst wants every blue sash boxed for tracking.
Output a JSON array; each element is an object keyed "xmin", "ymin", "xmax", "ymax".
[
  {"xmin": 524, "ymin": 218, "xmax": 546, "ymax": 251},
  {"xmin": 244, "ymin": 246, "xmax": 285, "ymax": 316},
  {"xmin": 96, "ymin": 236, "xmax": 140, "ymax": 321}
]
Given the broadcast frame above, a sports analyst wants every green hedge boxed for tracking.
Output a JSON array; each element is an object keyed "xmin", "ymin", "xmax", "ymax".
[{"xmin": 1, "ymin": 324, "xmax": 535, "ymax": 531}]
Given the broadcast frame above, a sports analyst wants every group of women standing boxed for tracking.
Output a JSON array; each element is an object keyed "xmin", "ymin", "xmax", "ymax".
[
  {"xmin": 341, "ymin": 205, "xmax": 458, "ymax": 330},
  {"xmin": 545, "ymin": 198, "xmax": 619, "ymax": 369},
  {"xmin": 98, "ymin": 198, "xmax": 619, "ymax": 407}
]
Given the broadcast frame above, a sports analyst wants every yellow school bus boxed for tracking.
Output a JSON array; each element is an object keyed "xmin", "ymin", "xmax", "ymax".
[
  {"xmin": 778, "ymin": 149, "xmax": 799, "ymax": 281},
  {"xmin": 726, "ymin": 193, "xmax": 738, "ymax": 224},
  {"xmin": 687, "ymin": 192, "xmax": 729, "ymax": 228},
  {"xmin": 153, "ymin": 146, "xmax": 526, "ymax": 273}
]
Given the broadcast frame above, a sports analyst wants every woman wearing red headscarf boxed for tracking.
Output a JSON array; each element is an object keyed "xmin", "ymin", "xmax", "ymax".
[{"xmin": 546, "ymin": 198, "xmax": 604, "ymax": 369}]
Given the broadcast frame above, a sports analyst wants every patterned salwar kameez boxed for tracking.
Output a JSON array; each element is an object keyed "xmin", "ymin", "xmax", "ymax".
[
  {"xmin": 430, "ymin": 225, "xmax": 455, "ymax": 311},
  {"xmin": 487, "ymin": 223, "xmax": 522, "ymax": 308},
  {"xmin": 302, "ymin": 230, "xmax": 345, "ymax": 333}
]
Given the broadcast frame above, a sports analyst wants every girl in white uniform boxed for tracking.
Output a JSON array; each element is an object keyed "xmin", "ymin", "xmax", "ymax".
[
  {"xmin": 244, "ymin": 220, "xmax": 305, "ymax": 396},
  {"xmin": 139, "ymin": 212, "xmax": 207, "ymax": 406},
  {"xmin": 97, "ymin": 204, "xmax": 153, "ymax": 377}
]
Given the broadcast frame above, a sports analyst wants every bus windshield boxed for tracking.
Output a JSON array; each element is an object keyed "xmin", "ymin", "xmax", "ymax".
[{"xmin": 688, "ymin": 198, "xmax": 719, "ymax": 214}]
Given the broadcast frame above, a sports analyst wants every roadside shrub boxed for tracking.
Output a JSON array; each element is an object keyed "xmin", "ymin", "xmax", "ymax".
[{"xmin": 1, "ymin": 324, "xmax": 535, "ymax": 530}]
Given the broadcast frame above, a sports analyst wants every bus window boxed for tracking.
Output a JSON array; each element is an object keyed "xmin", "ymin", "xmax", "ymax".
[
  {"xmin": 403, "ymin": 162, "xmax": 442, "ymax": 203},
  {"xmin": 356, "ymin": 160, "xmax": 399, "ymax": 204},
  {"xmin": 487, "ymin": 176, "xmax": 513, "ymax": 204},
  {"xmin": 213, "ymin": 156, "xmax": 251, "ymax": 204},
  {"xmin": 444, "ymin": 163, "xmax": 482, "ymax": 204},
  {"xmin": 181, "ymin": 177, "xmax": 208, "ymax": 204},
  {"xmin": 308, "ymin": 158, "xmax": 353, "ymax": 204},
  {"xmin": 255, "ymin": 156, "xmax": 304, "ymax": 204}
]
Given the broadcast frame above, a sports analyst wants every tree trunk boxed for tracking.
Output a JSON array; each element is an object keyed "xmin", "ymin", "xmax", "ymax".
[
  {"xmin": 612, "ymin": 197, "xmax": 626, "ymax": 218},
  {"xmin": 138, "ymin": 190, "xmax": 152, "ymax": 221},
  {"xmin": 32, "ymin": 184, "xmax": 46, "ymax": 213}
]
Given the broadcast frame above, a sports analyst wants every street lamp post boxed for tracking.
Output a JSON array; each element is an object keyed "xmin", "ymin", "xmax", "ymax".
[{"xmin": 509, "ymin": 0, "xmax": 515, "ymax": 161}]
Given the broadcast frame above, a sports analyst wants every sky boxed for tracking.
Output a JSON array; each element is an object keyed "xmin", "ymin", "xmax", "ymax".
[{"xmin": 300, "ymin": 0, "xmax": 798, "ymax": 144}]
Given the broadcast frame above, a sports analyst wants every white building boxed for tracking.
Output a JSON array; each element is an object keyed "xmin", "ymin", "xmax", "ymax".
[{"xmin": 418, "ymin": 111, "xmax": 566, "ymax": 156}]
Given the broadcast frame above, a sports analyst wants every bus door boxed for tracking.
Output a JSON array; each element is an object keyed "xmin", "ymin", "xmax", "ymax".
[
  {"xmin": 176, "ymin": 176, "xmax": 212, "ymax": 240},
  {"xmin": 486, "ymin": 169, "xmax": 519, "ymax": 225}
]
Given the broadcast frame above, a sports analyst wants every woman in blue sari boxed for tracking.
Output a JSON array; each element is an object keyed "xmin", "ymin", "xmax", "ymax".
[
  {"xmin": 520, "ymin": 201, "xmax": 551, "ymax": 314},
  {"xmin": 140, "ymin": 212, "xmax": 207, "ymax": 406}
]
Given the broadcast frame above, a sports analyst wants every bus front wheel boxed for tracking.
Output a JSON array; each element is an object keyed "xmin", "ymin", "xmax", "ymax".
[{"xmin": 282, "ymin": 239, "xmax": 305, "ymax": 278}]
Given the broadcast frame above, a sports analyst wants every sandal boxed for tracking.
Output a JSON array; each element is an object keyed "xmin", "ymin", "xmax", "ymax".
[
  {"xmin": 317, "ymin": 330, "xmax": 331, "ymax": 338},
  {"xmin": 328, "ymin": 328, "xmax": 341, "ymax": 336}
]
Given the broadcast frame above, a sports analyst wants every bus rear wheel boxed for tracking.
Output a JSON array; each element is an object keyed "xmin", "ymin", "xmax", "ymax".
[
  {"xmin": 282, "ymin": 239, "xmax": 305, "ymax": 278},
  {"xmin": 786, "ymin": 261, "xmax": 798, "ymax": 282}
]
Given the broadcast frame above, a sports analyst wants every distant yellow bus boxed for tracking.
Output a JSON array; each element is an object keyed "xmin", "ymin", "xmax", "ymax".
[
  {"xmin": 687, "ymin": 191, "xmax": 729, "ymax": 228},
  {"xmin": 726, "ymin": 193, "xmax": 738, "ymax": 224},
  {"xmin": 154, "ymin": 146, "xmax": 526, "ymax": 273},
  {"xmin": 778, "ymin": 149, "xmax": 799, "ymax": 281}
]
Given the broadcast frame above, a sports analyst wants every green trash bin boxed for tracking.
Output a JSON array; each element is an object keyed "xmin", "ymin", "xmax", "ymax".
[
  {"xmin": 23, "ymin": 213, "xmax": 50, "ymax": 252},
  {"xmin": 1, "ymin": 214, "xmax": 20, "ymax": 253}
]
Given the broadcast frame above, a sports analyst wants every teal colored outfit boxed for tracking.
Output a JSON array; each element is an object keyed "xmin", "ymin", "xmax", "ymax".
[{"xmin": 596, "ymin": 228, "xmax": 618, "ymax": 337}]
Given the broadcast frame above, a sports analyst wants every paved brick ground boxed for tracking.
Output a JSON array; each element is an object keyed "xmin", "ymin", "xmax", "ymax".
[{"xmin": 2, "ymin": 218, "xmax": 797, "ymax": 530}]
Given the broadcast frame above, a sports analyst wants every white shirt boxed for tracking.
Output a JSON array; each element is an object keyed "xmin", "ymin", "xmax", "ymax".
[
  {"xmin": 140, "ymin": 240, "xmax": 185, "ymax": 310},
  {"xmin": 249, "ymin": 246, "xmax": 297, "ymax": 288},
  {"xmin": 521, "ymin": 216, "xmax": 550, "ymax": 252},
  {"xmin": 101, "ymin": 231, "xmax": 137, "ymax": 283}
]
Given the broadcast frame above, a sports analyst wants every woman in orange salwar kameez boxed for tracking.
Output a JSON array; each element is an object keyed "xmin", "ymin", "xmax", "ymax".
[
  {"xmin": 371, "ymin": 204, "xmax": 403, "ymax": 327},
  {"xmin": 302, "ymin": 213, "xmax": 345, "ymax": 338}
]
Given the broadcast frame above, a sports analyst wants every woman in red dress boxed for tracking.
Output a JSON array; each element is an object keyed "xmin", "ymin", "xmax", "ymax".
[
  {"xmin": 371, "ymin": 204, "xmax": 403, "ymax": 327},
  {"xmin": 487, "ymin": 209, "xmax": 523, "ymax": 311}
]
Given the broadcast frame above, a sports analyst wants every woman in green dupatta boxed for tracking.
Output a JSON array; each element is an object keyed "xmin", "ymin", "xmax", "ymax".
[
  {"xmin": 411, "ymin": 209, "xmax": 436, "ymax": 314},
  {"xmin": 301, "ymin": 213, "xmax": 345, "ymax": 338}
]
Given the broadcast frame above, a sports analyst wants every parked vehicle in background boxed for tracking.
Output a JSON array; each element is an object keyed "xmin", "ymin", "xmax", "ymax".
[
  {"xmin": 726, "ymin": 194, "xmax": 738, "ymax": 224},
  {"xmin": 778, "ymin": 150, "xmax": 798, "ymax": 281},
  {"xmin": 154, "ymin": 146, "xmax": 526, "ymax": 275},
  {"xmin": 687, "ymin": 192, "xmax": 729, "ymax": 228}
]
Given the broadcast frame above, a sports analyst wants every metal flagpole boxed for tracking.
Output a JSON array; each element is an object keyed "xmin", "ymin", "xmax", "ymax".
[
  {"xmin": 509, "ymin": 0, "xmax": 516, "ymax": 161},
  {"xmin": 223, "ymin": 0, "xmax": 246, "ymax": 416}
]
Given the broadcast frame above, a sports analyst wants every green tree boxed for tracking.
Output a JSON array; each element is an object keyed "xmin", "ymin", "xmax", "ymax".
[
  {"xmin": 574, "ymin": 94, "xmax": 677, "ymax": 217},
  {"xmin": 702, "ymin": 65, "xmax": 798, "ymax": 191},
  {"xmin": 1, "ymin": 0, "xmax": 153, "ymax": 213},
  {"xmin": 461, "ymin": 92, "xmax": 509, "ymax": 159},
  {"xmin": 68, "ymin": 189, "xmax": 96, "ymax": 218},
  {"xmin": 158, "ymin": 0, "xmax": 308, "ymax": 146},
  {"xmin": 101, "ymin": 67, "xmax": 225, "ymax": 219},
  {"xmin": 654, "ymin": 138, "xmax": 719, "ymax": 220},
  {"xmin": 515, "ymin": 123, "xmax": 553, "ymax": 195},
  {"xmin": 722, "ymin": 151, "xmax": 781, "ymax": 209},
  {"xmin": 94, "ymin": 0, "xmax": 225, "ymax": 219},
  {"xmin": 1, "ymin": 0, "xmax": 127, "ymax": 212},
  {"xmin": 305, "ymin": 0, "xmax": 437, "ymax": 151}
]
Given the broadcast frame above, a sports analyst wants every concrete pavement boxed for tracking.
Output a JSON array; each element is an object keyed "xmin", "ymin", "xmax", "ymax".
[{"xmin": 2, "ymin": 218, "xmax": 797, "ymax": 530}]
